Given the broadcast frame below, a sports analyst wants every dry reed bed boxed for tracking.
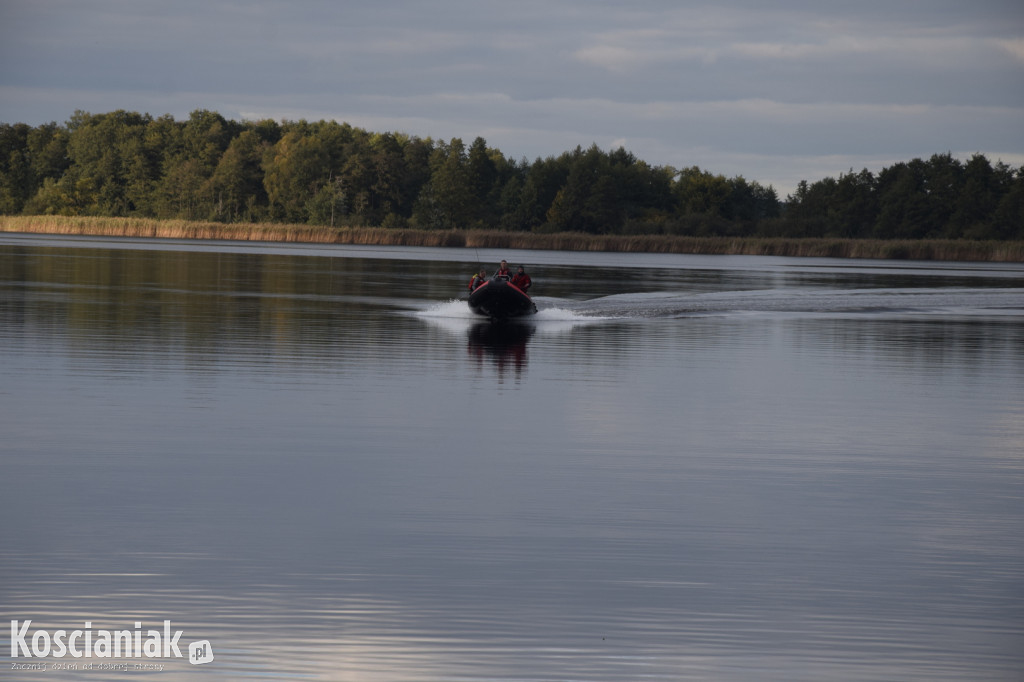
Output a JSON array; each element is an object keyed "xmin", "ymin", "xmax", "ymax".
[{"xmin": 3, "ymin": 215, "xmax": 1023, "ymax": 262}]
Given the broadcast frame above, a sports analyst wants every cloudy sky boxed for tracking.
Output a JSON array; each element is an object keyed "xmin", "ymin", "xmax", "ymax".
[{"xmin": 1, "ymin": 0, "xmax": 1022, "ymax": 195}]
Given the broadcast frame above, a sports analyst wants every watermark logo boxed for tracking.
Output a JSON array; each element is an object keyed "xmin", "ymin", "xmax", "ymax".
[
  {"xmin": 10, "ymin": 620, "xmax": 213, "ymax": 666},
  {"xmin": 188, "ymin": 640, "xmax": 214, "ymax": 665}
]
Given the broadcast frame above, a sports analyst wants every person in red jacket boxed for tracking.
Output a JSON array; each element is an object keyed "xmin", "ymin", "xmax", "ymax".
[
  {"xmin": 511, "ymin": 265, "xmax": 532, "ymax": 293},
  {"xmin": 494, "ymin": 259, "xmax": 511, "ymax": 279},
  {"xmin": 468, "ymin": 268, "xmax": 487, "ymax": 292}
]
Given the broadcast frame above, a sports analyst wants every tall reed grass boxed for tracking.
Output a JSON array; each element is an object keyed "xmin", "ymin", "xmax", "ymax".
[{"xmin": 3, "ymin": 215, "xmax": 1023, "ymax": 262}]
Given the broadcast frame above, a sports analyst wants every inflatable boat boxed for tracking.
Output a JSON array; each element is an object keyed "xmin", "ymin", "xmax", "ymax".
[{"xmin": 467, "ymin": 276, "xmax": 537, "ymax": 319}]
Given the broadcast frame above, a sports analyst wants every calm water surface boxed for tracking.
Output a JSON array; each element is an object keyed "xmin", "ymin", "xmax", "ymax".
[{"xmin": 2, "ymin": 234, "xmax": 1023, "ymax": 680}]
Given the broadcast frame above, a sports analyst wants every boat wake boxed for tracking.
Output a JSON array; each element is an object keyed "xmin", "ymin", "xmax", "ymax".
[
  {"xmin": 548, "ymin": 287, "xmax": 1024, "ymax": 320},
  {"xmin": 412, "ymin": 299, "xmax": 614, "ymax": 336},
  {"xmin": 411, "ymin": 287, "xmax": 1024, "ymax": 329}
]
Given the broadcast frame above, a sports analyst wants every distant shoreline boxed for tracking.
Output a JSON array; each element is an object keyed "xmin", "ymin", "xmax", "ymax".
[{"xmin": 3, "ymin": 215, "xmax": 1023, "ymax": 262}]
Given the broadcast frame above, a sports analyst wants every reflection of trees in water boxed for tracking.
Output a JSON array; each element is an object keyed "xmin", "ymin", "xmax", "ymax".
[
  {"xmin": 8, "ymin": 241, "xmax": 1022, "ymax": 380},
  {"xmin": 467, "ymin": 322, "xmax": 533, "ymax": 381},
  {"xmin": 1, "ymin": 246, "xmax": 461, "ymax": 359}
]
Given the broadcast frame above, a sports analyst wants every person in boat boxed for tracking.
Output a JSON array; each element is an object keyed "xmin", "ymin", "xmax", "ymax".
[
  {"xmin": 468, "ymin": 268, "xmax": 488, "ymax": 292},
  {"xmin": 494, "ymin": 260, "xmax": 511, "ymax": 279},
  {"xmin": 511, "ymin": 265, "xmax": 532, "ymax": 293}
]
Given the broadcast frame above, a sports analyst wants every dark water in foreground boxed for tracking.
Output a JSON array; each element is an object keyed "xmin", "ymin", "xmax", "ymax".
[{"xmin": 1, "ymin": 234, "xmax": 1023, "ymax": 681}]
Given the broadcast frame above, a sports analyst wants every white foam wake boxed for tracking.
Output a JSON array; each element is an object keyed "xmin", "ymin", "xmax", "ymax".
[
  {"xmin": 534, "ymin": 307, "xmax": 612, "ymax": 323},
  {"xmin": 414, "ymin": 299, "xmax": 479, "ymax": 319},
  {"xmin": 411, "ymin": 299, "xmax": 613, "ymax": 336}
]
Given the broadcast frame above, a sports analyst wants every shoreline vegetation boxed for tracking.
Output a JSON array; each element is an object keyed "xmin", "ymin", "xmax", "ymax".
[
  {"xmin": 4, "ymin": 215, "xmax": 1023, "ymax": 262},
  {"xmin": 2, "ymin": 111, "xmax": 1023, "ymax": 250}
]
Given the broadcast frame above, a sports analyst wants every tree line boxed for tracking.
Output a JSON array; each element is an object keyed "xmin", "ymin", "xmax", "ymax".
[{"xmin": 0, "ymin": 109, "xmax": 1021, "ymax": 239}]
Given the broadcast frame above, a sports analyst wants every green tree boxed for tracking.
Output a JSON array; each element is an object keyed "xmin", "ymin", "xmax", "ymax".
[
  {"xmin": 22, "ymin": 177, "xmax": 77, "ymax": 215},
  {"xmin": 546, "ymin": 145, "xmax": 654, "ymax": 234},
  {"xmin": 208, "ymin": 130, "xmax": 268, "ymax": 222},
  {"xmin": 675, "ymin": 167, "xmax": 731, "ymax": 216},
  {"xmin": 950, "ymin": 154, "xmax": 1001, "ymax": 239},
  {"xmin": 990, "ymin": 166, "xmax": 1024, "ymax": 240},
  {"xmin": 413, "ymin": 138, "xmax": 474, "ymax": 229},
  {"xmin": 825, "ymin": 169, "xmax": 877, "ymax": 238},
  {"xmin": 262, "ymin": 131, "xmax": 331, "ymax": 222},
  {"xmin": 923, "ymin": 153, "xmax": 963, "ymax": 237},
  {"xmin": 55, "ymin": 110, "xmax": 154, "ymax": 215},
  {"xmin": 507, "ymin": 155, "xmax": 568, "ymax": 232},
  {"xmin": 0, "ymin": 123, "xmax": 32, "ymax": 213},
  {"xmin": 875, "ymin": 159, "xmax": 933, "ymax": 239},
  {"xmin": 27, "ymin": 122, "xmax": 70, "ymax": 187},
  {"xmin": 671, "ymin": 167, "xmax": 733, "ymax": 235},
  {"xmin": 466, "ymin": 136, "xmax": 498, "ymax": 226},
  {"xmin": 155, "ymin": 110, "xmax": 237, "ymax": 219},
  {"xmin": 305, "ymin": 173, "xmax": 347, "ymax": 226}
]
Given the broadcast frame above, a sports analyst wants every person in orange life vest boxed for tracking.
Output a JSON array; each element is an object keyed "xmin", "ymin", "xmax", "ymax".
[
  {"xmin": 468, "ymin": 268, "xmax": 487, "ymax": 292},
  {"xmin": 494, "ymin": 259, "xmax": 511, "ymax": 279},
  {"xmin": 510, "ymin": 265, "xmax": 531, "ymax": 292}
]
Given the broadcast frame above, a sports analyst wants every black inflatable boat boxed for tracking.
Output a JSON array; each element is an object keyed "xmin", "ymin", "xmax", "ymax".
[{"xmin": 467, "ymin": 276, "xmax": 537, "ymax": 319}]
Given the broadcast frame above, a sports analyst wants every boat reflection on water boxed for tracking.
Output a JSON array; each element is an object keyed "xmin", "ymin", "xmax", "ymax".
[{"xmin": 467, "ymin": 320, "xmax": 534, "ymax": 380}]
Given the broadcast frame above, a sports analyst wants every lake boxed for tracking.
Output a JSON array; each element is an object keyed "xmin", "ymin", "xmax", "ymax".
[{"xmin": 1, "ymin": 233, "xmax": 1023, "ymax": 681}]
